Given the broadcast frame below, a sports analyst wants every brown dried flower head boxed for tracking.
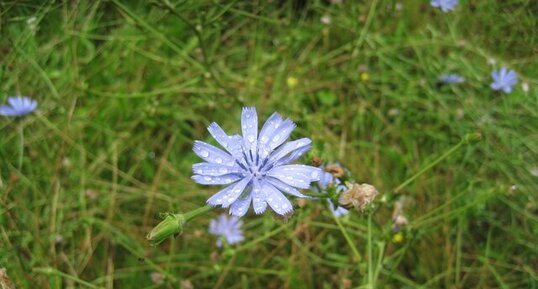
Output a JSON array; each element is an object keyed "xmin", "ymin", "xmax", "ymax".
[
  {"xmin": 0, "ymin": 268, "xmax": 16, "ymax": 289},
  {"xmin": 326, "ymin": 164, "xmax": 345, "ymax": 178},
  {"xmin": 311, "ymin": 156, "xmax": 322, "ymax": 167},
  {"xmin": 338, "ymin": 183, "xmax": 379, "ymax": 210},
  {"xmin": 393, "ymin": 215, "xmax": 409, "ymax": 228}
]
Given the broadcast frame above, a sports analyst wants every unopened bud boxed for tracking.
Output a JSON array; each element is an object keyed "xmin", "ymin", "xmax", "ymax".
[
  {"xmin": 463, "ymin": 132, "xmax": 481, "ymax": 144},
  {"xmin": 147, "ymin": 213, "xmax": 185, "ymax": 245},
  {"xmin": 338, "ymin": 183, "xmax": 379, "ymax": 210}
]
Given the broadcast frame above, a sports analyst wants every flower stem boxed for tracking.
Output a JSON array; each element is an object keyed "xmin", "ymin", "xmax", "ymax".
[
  {"xmin": 367, "ymin": 211, "xmax": 374, "ymax": 288},
  {"xmin": 393, "ymin": 132, "xmax": 481, "ymax": 194},
  {"xmin": 18, "ymin": 123, "xmax": 24, "ymax": 171},
  {"xmin": 183, "ymin": 204, "xmax": 213, "ymax": 220},
  {"xmin": 301, "ymin": 191, "xmax": 327, "ymax": 198},
  {"xmin": 333, "ymin": 214, "xmax": 362, "ymax": 264}
]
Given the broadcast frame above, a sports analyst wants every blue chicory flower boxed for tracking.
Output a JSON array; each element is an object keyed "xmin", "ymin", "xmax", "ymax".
[
  {"xmin": 0, "ymin": 96, "xmax": 37, "ymax": 117},
  {"xmin": 319, "ymin": 171, "xmax": 349, "ymax": 218},
  {"xmin": 438, "ymin": 74, "xmax": 465, "ymax": 84},
  {"xmin": 208, "ymin": 214, "xmax": 244, "ymax": 247},
  {"xmin": 192, "ymin": 107, "xmax": 322, "ymax": 216},
  {"xmin": 490, "ymin": 67, "xmax": 518, "ymax": 93},
  {"xmin": 430, "ymin": 0, "xmax": 458, "ymax": 12}
]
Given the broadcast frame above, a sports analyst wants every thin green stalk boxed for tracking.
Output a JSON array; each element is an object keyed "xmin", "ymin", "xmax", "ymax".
[
  {"xmin": 333, "ymin": 214, "xmax": 362, "ymax": 265},
  {"xmin": 301, "ymin": 191, "xmax": 329, "ymax": 198},
  {"xmin": 393, "ymin": 133, "xmax": 481, "ymax": 194},
  {"xmin": 184, "ymin": 204, "xmax": 213, "ymax": 220},
  {"xmin": 367, "ymin": 211, "xmax": 374, "ymax": 288},
  {"xmin": 34, "ymin": 267, "xmax": 104, "ymax": 289},
  {"xmin": 18, "ymin": 122, "xmax": 24, "ymax": 171}
]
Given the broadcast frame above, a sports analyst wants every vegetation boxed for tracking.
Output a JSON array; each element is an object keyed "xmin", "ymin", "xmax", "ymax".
[{"xmin": 0, "ymin": 1, "xmax": 536, "ymax": 288}]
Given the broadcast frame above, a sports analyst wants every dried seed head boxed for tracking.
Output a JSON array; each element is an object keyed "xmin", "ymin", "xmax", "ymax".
[
  {"xmin": 180, "ymin": 280, "xmax": 194, "ymax": 289},
  {"xmin": 0, "ymin": 268, "xmax": 15, "ymax": 289},
  {"xmin": 296, "ymin": 198, "xmax": 308, "ymax": 208},
  {"xmin": 392, "ymin": 215, "xmax": 409, "ymax": 231},
  {"xmin": 338, "ymin": 183, "xmax": 379, "ymax": 210},
  {"xmin": 326, "ymin": 164, "xmax": 345, "ymax": 178},
  {"xmin": 150, "ymin": 272, "xmax": 165, "ymax": 285},
  {"xmin": 392, "ymin": 196, "xmax": 409, "ymax": 231},
  {"xmin": 342, "ymin": 278, "xmax": 352, "ymax": 289},
  {"xmin": 311, "ymin": 156, "xmax": 322, "ymax": 167},
  {"xmin": 392, "ymin": 196, "xmax": 406, "ymax": 219}
]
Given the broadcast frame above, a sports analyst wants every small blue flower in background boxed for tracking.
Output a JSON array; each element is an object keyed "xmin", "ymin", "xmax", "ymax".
[
  {"xmin": 490, "ymin": 67, "xmax": 518, "ymax": 93},
  {"xmin": 192, "ymin": 107, "xmax": 321, "ymax": 216},
  {"xmin": 0, "ymin": 96, "xmax": 37, "ymax": 117},
  {"xmin": 431, "ymin": 0, "xmax": 459, "ymax": 12},
  {"xmin": 319, "ymin": 171, "xmax": 349, "ymax": 218},
  {"xmin": 208, "ymin": 214, "xmax": 244, "ymax": 247},
  {"xmin": 438, "ymin": 74, "xmax": 465, "ymax": 84}
]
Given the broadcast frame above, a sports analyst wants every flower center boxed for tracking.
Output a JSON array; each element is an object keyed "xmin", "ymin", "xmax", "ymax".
[{"xmin": 249, "ymin": 165, "xmax": 264, "ymax": 179}]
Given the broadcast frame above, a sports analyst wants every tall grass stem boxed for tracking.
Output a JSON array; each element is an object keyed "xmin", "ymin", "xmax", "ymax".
[{"xmin": 18, "ymin": 123, "xmax": 24, "ymax": 171}]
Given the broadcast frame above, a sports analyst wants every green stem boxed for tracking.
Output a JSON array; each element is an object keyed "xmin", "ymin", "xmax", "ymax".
[
  {"xmin": 184, "ymin": 204, "xmax": 213, "ymax": 220},
  {"xmin": 333, "ymin": 215, "xmax": 362, "ymax": 264},
  {"xmin": 393, "ymin": 133, "xmax": 481, "ymax": 194},
  {"xmin": 18, "ymin": 123, "xmax": 24, "ymax": 171},
  {"xmin": 34, "ymin": 267, "xmax": 104, "ymax": 289},
  {"xmin": 301, "ymin": 191, "xmax": 328, "ymax": 198},
  {"xmin": 367, "ymin": 211, "xmax": 374, "ymax": 288}
]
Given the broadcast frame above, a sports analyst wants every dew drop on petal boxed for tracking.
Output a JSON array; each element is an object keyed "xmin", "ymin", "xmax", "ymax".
[
  {"xmin": 200, "ymin": 150, "xmax": 209, "ymax": 157},
  {"xmin": 215, "ymin": 158, "xmax": 223, "ymax": 164}
]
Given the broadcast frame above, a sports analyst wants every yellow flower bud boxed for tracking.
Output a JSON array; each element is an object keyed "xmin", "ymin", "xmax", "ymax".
[{"xmin": 287, "ymin": 76, "xmax": 299, "ymax": 88}]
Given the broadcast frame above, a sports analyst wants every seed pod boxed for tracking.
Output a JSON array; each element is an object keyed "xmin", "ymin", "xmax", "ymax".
[
  {"xmin": 326, "ymin": 164, "xmax": 345, "ymax": 178},
  {"xmin": 0, "ymin": 268, "xmax": 16, "ymax": 289},
  {"xmin": 338, "ymin": 183, "xmax": 379, "ymax": 210}
]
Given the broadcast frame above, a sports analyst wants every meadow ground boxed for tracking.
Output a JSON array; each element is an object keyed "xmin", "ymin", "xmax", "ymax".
[{"xmin": 0, "ymin": 0, "xmax": 537, "ymax": 288}]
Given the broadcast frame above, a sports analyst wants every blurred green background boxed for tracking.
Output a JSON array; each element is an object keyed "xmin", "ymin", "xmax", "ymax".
[{"xmin": 0, "ymin": 0, "xmax": 537, "ymax": 288}]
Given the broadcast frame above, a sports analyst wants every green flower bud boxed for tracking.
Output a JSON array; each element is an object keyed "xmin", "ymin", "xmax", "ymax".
[
  {"xmin": 147, "ymin": 213, "xmax": 185, "ymax": 245},
  {"xmin": 463, "ymin": 132, "xmax": 482, "ymax": 144}
]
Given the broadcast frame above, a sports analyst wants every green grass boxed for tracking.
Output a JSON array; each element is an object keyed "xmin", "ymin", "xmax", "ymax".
[{"xmin": 1, "ymin": 0, "xmax": 537, "ymax": 288}]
